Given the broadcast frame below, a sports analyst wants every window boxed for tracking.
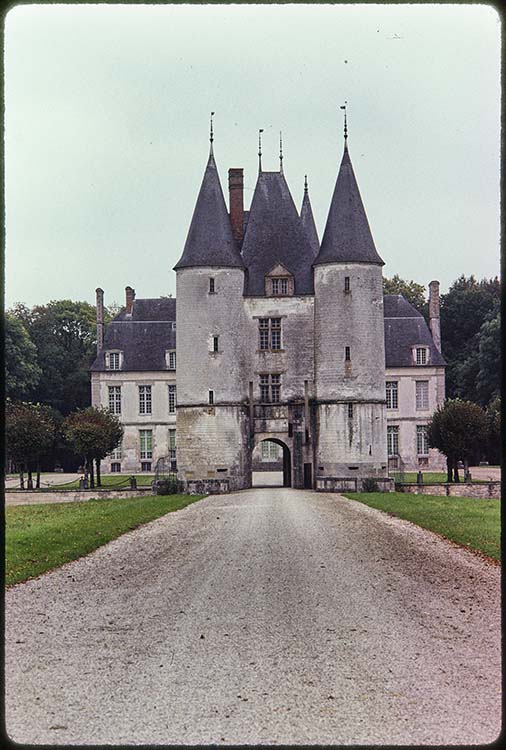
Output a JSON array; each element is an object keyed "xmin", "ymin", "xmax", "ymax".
[
  {"xmin": 415, "ymin": 381, "xmax": 429, "ymax": 410},
  {"xmin": 110, "ymin": 443, "xmax": 122, "ymax": 460},
  {"xmin": 260, "ymin": 374, "xmax": 281, "ymax": 403},
  {"xmin": 168, "ymin": 429, "xmax": 176, "ymax": 466},
  {"xmin": 387, "ymin": 426, "xmax": 399, "ymax": 455},
  {"xmin": 259, "ymin": 318, "xmax": 282, "ymax": 351},
  {"xmin": 261, "ymin": 441, "xmax": 281, "ymax": 461},
  {"xmin": 386, "ymin": 381, "xmax": 398, "ymax": 410},
  {"xmin": 111, "ymin": 462, "xmax": 121, "ymax": 473},
  {"xmin": 140, "ymin": 430, "xmax": 153, "ymax": 459},
  {"xmin": 108, "ymin": 352, "xmax": 120, "ymax": 370},
  {"xmin": 416, "ymin": 425, "xmax": 429, "ymax": 455},
  {"xmin": 209, "ymin": 390, "xmax": 214, "ymax": 405},
  {"xmin": 344, "ymin": 276, "xmax": 350, "ymax": 292},
  {"xmin": 271, "ymin": 277, "xmax": 289, "ymax": 296},
  {"xmin": 416, "ymin": 347, "xmax": 428, "ymax": 365},
  {"xmin": 213, "ymin": 336, "xmax": 219, "ymax": 353},
  {"xmin": 167, "ymin": 350, "xmax": 176, "ymax": 370},
  {"xmin": 139, "ymin": 385, "xmax": 152, "ymax": 415},
  {"xmin": 168, "ymin": 384, "xmax": 176, "ymax": 414},
  {"xmin": 108, "ymin": 386, "xmax": 121, "ymax": 414},
  {"xmin": 141, "ymin": 462, "xmax": 152, "ymax": 472},
  {"xmin": 209, "ymin": 278, "xmax": 215, "ymax": 294},
  {"xmin": 345, "ymin": 346, "xmax": 351, "ymax": 361},
  {"xmin": 347, "ymin": 403, "xmax": 353, "ymax": 419}
]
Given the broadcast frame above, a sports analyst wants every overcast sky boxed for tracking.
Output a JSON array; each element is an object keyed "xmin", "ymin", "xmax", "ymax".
[{"xmin": 5, "ymin": 3, "xmax": 501, "ymax": 310}]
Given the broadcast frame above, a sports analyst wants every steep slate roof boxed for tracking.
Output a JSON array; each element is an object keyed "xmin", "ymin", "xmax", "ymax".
[
  {"xmin": 174, "ymin": 152, "xmax": 243, "ymax": 270},
  {"xmin": 315, "ymin": 144, "xmax": 384, "ymax": 266},
  {"xmin": 241, "ymin": 171, "xmax": 315, "ymax": 295},
  {"xmin": 384, "ymin": 294, "xmax": 446, "ymax": 367},
  {"xmin": 300, "ymin": 183, "xmax": 320, "ymax": 257},
  {"xmin": 90, "ymin": 298, "xmax": 176, "ymax": 372}
]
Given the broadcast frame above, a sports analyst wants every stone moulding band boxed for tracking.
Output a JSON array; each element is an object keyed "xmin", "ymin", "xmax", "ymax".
[{"xmin": 177, "ymin": 398, "xmax": 387, "ymax": 408}]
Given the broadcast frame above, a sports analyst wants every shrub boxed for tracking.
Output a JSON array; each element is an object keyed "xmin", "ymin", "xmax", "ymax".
[
  {"xmin": 153, "ymin": 477, "xmax": 180, "ymax": 495},
  {"xmin": 362, "ymin": 477, "xmax": 379, "ymax": 493}
]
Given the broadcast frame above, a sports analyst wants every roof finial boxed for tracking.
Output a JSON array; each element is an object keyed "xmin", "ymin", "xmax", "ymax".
[
  {"xmin": 209, "ymin": 111, "xmax": 215, "ymax": 156},
  {"xmin": 258, "ymin": 128, "xmax": 264, "ymax": 173},
  {"xmin": 340, "ymin": 101, "xmax": 348, "ymax": 147},
  {"xmin": 304, "ymin": 174, "xmax": 308, "ymax": 196},
  {"xmin": 279, "ymin": 131, "xmax": 284, "ymax": 174}
]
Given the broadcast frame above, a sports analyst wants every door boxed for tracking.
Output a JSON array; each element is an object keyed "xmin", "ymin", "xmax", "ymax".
[{"xmin": 303, "ymin": 462, "xmax": 312, "ymax": 489}]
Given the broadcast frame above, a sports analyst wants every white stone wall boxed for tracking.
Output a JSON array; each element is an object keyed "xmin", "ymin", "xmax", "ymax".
[
  {"xmin": 385, "ymin": 365, "xmax": 446, "ymax": 471},
  {"xmin": 91, "ymin": 370, "xmax": 176, "ymax": 473}
]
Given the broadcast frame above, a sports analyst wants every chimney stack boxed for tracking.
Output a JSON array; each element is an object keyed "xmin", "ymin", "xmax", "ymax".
[
  {"xmin": 96, "ymin": 288, "xmax": 104, "ymax": 352},
  {"xmin": 125, "ymin": 286, "xmax": 135, "ymax": 316},
  {"xmin": 228, "ymin": 168, "xmax": 244, "ymax": 246},
  {"xmin": 428, "ymin": 280, "xmax": 442, "ymax": 353}
]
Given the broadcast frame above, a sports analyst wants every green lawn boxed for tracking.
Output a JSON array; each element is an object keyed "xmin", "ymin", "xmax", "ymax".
[
  {"xmin": 5, "ymin": 493, "xmax": 204, "ymax": 586},
  {"xmin": 344, "ymin": 492, "xmax": 500, "ymax": 561},
  {"xmin": 391, "ymin": 472, "xmax": 493, "ymax": 484}
]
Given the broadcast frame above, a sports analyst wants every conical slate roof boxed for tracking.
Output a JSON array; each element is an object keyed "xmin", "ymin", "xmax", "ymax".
[
  {"xmin": 242, "ymin": 171, "xmax": 315, "ymax": 295},
  {"xmin": 300, "ymin": 182, "xmax": 320, "ymax": 257},
  {"xmin": 174, "ymin": 152, "xmax": 243, "ymax": 270},
  {"xmin": 315, "ymin": 145, "xmax": 384, "ymax": 266}
]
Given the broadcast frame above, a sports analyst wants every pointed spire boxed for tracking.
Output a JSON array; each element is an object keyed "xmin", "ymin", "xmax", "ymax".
[
  {"xmin": 279, "ymin": 131, "xmax": 284, "ymax": 174},
  {"xmin": 315, "ymin": 142, "xmax": 384, "ymax": 266},
  {"xmin": 258, "ymin": 129, "xmax": 264, "ymax": 173},
  {"xmin": 300, "ymin": 174, "xmax": 320, "ymax": 257},
  {"xmin": 174, "ymin": 146, "xmax": 243, "ymax": 270},
  {"xmin": 209, "ymin": 111, "xmax": 215, "ymax": 156}
]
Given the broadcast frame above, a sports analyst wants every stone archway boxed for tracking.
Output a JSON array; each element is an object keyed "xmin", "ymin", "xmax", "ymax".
[{"xmin": 252, "ymin": 438, "xmax": 291, "ymax": 488}]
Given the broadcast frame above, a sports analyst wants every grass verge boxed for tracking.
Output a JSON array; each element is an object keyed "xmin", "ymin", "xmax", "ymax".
[
  {"xmin": 391, "ymin": 471, "xmax": 493, "ymax": 484},
  {"xmin": 6, "ymin": 494, "xmax": 204, "ymax": 587},
  {"xmin": 343, "ymin": 492, "xmax": 500, "ymax": 561}
]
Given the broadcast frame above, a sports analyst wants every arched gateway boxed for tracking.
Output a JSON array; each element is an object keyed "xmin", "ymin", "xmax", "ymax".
[{"xmin": 252, "ymin": 438, "xmax": 292, "ymax": 488}]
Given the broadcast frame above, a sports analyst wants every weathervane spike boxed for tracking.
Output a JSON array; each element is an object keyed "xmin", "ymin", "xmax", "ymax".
[
  {"xmin": 279, "ymin": 131, "xmax": 284, "ymax": 174},
  {"xmin": 258, "ymin": 128, "xmax": 264, "ymax": 173},
  {"xmin": 339, "ymin": 101, "xmax": 348, "ymax": 144},
  {"xmin": 209, "ymin": 111, "xmax": 215, "ymax": 155},
  {"xmin": 304, "ymin": 174, "xmax": 308, "ymax": 195}
]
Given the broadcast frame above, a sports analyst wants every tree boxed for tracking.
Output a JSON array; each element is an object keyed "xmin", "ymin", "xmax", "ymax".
[
  {"xmin": 484, "ymin": 397, "xmax": 501, "ymax": 465},
  {"xmin": 63, "ymin": 407, "xmax": 123, "ymax": 488},
  {"xmin": 440, "ymin": 276, "xmax": 500, "ymax": 403},
  {"xmin": 5, "ymin": 314, "xmax": 42, "ymax": 401},
  {"xmin": 6, "ymin": 402, "xmax": 58, "ymax": 488},
  {"xmin": 383, "ymin": 275, "xmax": 427, "ymax": 317},
  {"xmin": 427, "ymin": 399, "xmax": 488, "ymax": 482},
  {"xmin": 476, "ymin": 313, "xmax": 500, "ymax": 406}
]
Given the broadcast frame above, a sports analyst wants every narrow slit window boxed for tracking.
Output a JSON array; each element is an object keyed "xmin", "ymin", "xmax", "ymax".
[
  {"xmin": 213, "ymin": 336, "xmax": 219, "ymax": 353},
  {"xmin": 348, "ymin": 403, "xmax": 353, "ymax": 419},
  {"xmin": 209, "ymin": 390, "xmax": 214, "ymax": 405},
  {"xmin": 209, "ymin": 278, "xmax": 215, "ymax": 293},
  {"xmin": 344, "ymin": 276, "xmax": 350, "ymax": 292},
  {"xmin": 345, "ymin": 346, "xmax": 351, "ymax": 361}
]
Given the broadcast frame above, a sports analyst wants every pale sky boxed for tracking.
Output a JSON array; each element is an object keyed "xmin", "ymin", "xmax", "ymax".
[{"xmin": 4, "ymin": 3, "xmax": 501, "ymax": 309}]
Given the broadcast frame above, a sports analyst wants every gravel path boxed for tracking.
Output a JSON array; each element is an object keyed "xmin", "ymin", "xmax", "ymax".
[{"xmin": 6, "ymin": 488, "xmax": 500, "ymax": 745}]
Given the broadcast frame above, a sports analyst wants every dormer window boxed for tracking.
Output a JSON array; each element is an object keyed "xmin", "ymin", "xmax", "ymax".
[
  {"xmin": 265, "ymin": 263, "xmax": 294, "ymax": 296},
  {"xmin": 166, "ymin": 350, "xmax": 176, "ymax": 370},
  {"xmin": 272, "ymin": 277, "xmax": 289, "ymax": 295},
  {"xmin": 106, "ymin": 351, "xmax": 122, "ymax": 370},
  {"xmin": 415, "ymin": 347, "xmax": 429, "ymax": 365}
]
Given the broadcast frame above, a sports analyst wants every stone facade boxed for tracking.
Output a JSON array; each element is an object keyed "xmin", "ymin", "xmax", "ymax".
[{"xmin": 91, "ymin": 130, "xmax": 446, "ymax": 488}]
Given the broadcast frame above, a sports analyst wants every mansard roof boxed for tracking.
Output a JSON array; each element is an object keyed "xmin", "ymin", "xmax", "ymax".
[
  {"xmin": 300, "ymin": 185, "xmax": 320, "ymax": 257},
  {"xmin": 174, "ymin": 152, "xmax": 243, "ymax": 270},
  {"xmin": 315, "ymin": 145, "xmax": 384, "ymax": 266},
  {"xmin": 90, "ymin": 297, "xmax": 176, "ymax": 372},
  {"xmin": 384, "ymin": 294, "xmax": 446, "ymax": 367},
  {"xmin": 241, "ymin": 171, "xmax": 315, "ymax": 295}
]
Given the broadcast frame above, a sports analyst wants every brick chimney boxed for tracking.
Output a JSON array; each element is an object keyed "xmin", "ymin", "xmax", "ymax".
[
  {"xmin": 428, "ymin": 280, "xmax": 442, "ymax": 353},
  {"xmin": 228, "ymin": 168, "xmax": 244, "ymax": 246},
  {"xmin": 96, "ymin": 287, "xmax": 104, "ymax": 352},
  {"xmin": 125, "ymin": 286, "xmax": 135, "ymax": 316}
]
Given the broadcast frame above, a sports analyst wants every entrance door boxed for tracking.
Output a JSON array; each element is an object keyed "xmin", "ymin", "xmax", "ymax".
[
  {"xmin": 282, "ymin": 446, "xmax": 292, "ymax": 487},
  {"xmin": 303, "ymin": 463, "xmax": 312, "ymax": 489}
]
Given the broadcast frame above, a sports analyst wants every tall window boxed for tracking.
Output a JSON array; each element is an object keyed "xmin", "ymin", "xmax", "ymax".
[
  {"xmin": 272, "ymin": 278, "xmax": 289, "ymax": 295},
  {"xmin": 168, "ymin": 384, "xmax": 176, "ymax": 414},
  {"xmin": 260, "ymin": 374, "xmax": 281, "ymax": 403},
  {"xmin": 167, "ymin": 350, "xmax": 176, "ymax": 370},
  {"xmin": 344, "ymin": 276, "xmax": 350, "ymax": 292},
  {"xmin": 108, "ymin": 352, "xmax": 120, "ymax": 370},
  {"xmin": 213, "ymin": 336, "xmax": 219, "ymax": 353},
  {"xmin": 347, "ymin": 403, "xmax": 353, "ymax": 419},
  {"xmin": 168, "ymin": 429, "xmax": 176, "ymax": 464},
  {"xmin": 415, "ymin": 380, "xmax": 429, "ymax": 410},
  {"xmin": 108, "ymin": 386, "xmax": 121, "ymax": 414},
  {"xmin": 209, "ymin": 278, "xmax": 215, "ymax": 293},
  {"xmin": 386, "ymin": 381, "xmax": 398, "ymax": 409},
  {"xmin": 259, "ymin": 318, "xmax": 282, "ymax": 351},
  {"xmin": 387, "ymin": 426, "xmax": 399, "ymax": 455},
  {"xmin": 261, "ymin": 441, "xmax": 281, "ymax": 461},
  {"xmin": 416, "ymin": 347, "xmax": 428, "ymax": 365},
  {"xmin": 416, "ymin": 425, "xmax": 429, "ymax": 455},
  {"xmin": 345, "ymin": 346, "xmax": 351, "ymax": 361},
  {"xmin": 110, "ymin": 443, "xmax": 122, "ymax": 460},
  {"xmin": 139, "ymin": 385, "xmax": 152, "ymax": 415},
  {"xmin": 140, "ymin": 430, "xmax": 153, "ymax": 459},
  {"xmin": 209, "ymin": 390, "xmax": 214, "ymax": 405}
]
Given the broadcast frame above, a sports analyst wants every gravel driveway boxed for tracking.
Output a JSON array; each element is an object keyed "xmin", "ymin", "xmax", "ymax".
[{"xmin": 6, "ymin": 488, "xmax": 500, "ymax": 745}]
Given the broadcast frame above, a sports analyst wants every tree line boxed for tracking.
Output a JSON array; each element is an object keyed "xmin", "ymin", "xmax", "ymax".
[{"xmin": 5, "ymin": 275, "xmax": 500, "ymax": 478}]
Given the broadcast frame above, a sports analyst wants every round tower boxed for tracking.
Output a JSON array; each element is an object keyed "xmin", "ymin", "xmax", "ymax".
[
  {"xmin": 313, "ymin": 129, "xmax": 387, "ymax": 480},
  {"xmin": 174, "ymin": 128, "xmax": 250, "ymax": 491}
]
